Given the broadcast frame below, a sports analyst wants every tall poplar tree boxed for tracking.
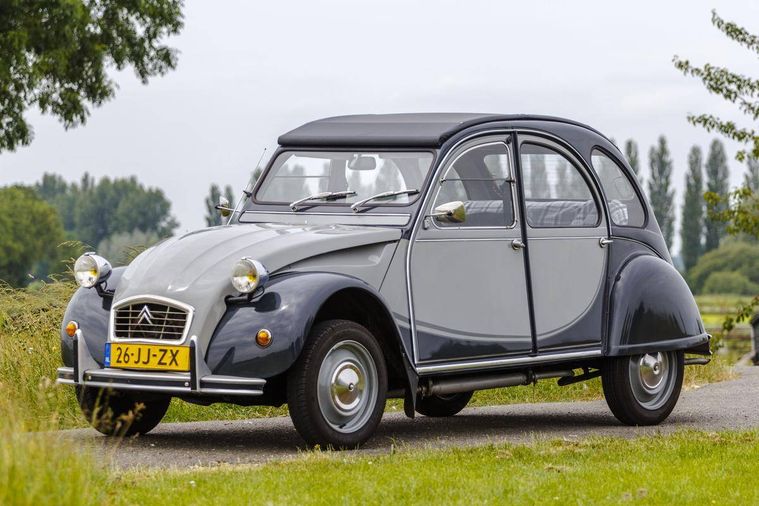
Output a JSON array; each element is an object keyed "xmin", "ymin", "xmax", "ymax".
[
  {"xmin": 704, "ymin": 139, "xmax": 730, "ymax": 252},
  {"xmin": 745, "ymin": 156, "xmax": 759, "ymax": 191},
  {"xmin": 624, "ymin": 139, "xmax": 642, "ymax": 183},
  {"xmin": 680, "ymin": 146, "xmax": 704, "ymax": 272},
  {"xmin": 648, "ymin": 136, "xmax": 675, "ymax": 249}
]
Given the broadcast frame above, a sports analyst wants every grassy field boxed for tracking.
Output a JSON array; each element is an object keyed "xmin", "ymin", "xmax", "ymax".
[
  {"xmin": 0, "ymin": 281, "xmax": 738, "ymax": 430},
  {"xmin": 3, "ymin": 428, "xmax": 757, "ymax": 505}
]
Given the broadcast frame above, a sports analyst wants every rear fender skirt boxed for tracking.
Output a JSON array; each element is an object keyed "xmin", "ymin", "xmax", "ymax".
[
  {"xmin": 206, "ymin": 271, "xmax": 415, "ymax": 382},
  {"xmin": 605, "ymin": 254, "xmax": 709, "ymax": 356},
  {"xmin": 60, "ymin": 267, "xmax": 126, "ymax": 367}
]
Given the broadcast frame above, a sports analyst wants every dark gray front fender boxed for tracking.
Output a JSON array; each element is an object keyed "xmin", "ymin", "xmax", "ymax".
[
  {"xmin": 206, "ymin": 271, "xmax": 412, "ymax": 381},
  {"xmin": 60, "ymin": 268, "xmax": 126, "ymax": 367}
]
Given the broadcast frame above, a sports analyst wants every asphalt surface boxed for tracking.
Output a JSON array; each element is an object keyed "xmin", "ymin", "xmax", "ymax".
[{"xmin": 63, "ymin": 366, "xmax": 759, "ymax": 469}]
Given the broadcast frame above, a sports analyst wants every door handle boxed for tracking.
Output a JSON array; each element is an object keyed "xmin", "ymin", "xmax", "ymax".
[
  {"xmin": 511, "ymin": 239, "xmax": 526, "ymax": 250},
  {"xmin": 599, "ymin": 237, "xmax": 613, "ymax": 248}
]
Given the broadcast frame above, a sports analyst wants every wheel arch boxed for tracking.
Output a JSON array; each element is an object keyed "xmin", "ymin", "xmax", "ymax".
[
  {"xmin": 313, "ymin": 286, "xmax": 411, "ymax": 393},
  {"xmin": 207, "ymin": 272, "xmax": 416, "ymax": 394},
  {"xmin": 605, "ymin": 254, "xmax": 709, "ymax": 356}
]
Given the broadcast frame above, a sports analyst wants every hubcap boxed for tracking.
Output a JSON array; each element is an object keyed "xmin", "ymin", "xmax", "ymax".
[
  {"xmin": 317, "ymin": 340, "xmax": 378, "ymax": 433},
  {"xmin": 628, "ymin": 351, "xmax": 676, "ymax": 410}
]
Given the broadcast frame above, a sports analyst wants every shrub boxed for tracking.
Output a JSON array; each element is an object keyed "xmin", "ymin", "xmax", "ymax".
[
  {"xmin": 703, "ymin": 271, "xmax": 759, "ymax": 295},
  {"xmin": 688, "ymin": 241, "xmax": 759, "ymax": 293}
]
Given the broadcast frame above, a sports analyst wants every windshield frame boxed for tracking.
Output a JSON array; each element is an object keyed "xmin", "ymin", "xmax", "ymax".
[{"xmin": 249, "ymin": 147, "xmax": 438, "ymax": 211}]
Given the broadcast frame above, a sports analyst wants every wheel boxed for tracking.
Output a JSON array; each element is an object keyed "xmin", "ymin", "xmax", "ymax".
[
  {"xmin": 287, "ymin": 319, "xmax": 387, "ymax": 449},
  {"xmin": 416, "ymin": 391, "xmax": 473, "ymax": 417},
  {"xmin": 601, "ymin": 350, "xmax": 684, "ymax": 426},
  {"xmin": 76, "ymin": 386, "xmax": 170, "ymax": 436}
]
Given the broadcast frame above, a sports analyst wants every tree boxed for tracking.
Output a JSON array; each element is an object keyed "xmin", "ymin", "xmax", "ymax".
[
  {"xmin": 746, "ymin": 156, "xmax": 759, "ymax": 191},
  {"xmin": 624, "ymin": 139, "xmax": 642, "ymax": 183},
  {"xmin": 673, "ymin": 9, "xmax": 759, "ymax": 334},
  {"xmin": 528, "ymin": 154, "xmax": 550, "ymax": 199},
  {"xmin": 647, "ymin": 136, "xmax": 675, "ymax": 249},
  {"xmin": 680, "ymin": 146, "xmax": 704, "ymax": 272},
  {"xmin": 97, "ymin": 229, "xmax": 161, "ymax": 266},
  {"xmin": 703, "ymin": 139, "xmax": 730, "ymax": 252},
  {"xmin": 0, "ymin": 186, "xmax": 66, "ymax": 286},
  {"xmin": 0, "ymin": 1, "xmax": 184, "ymax": 152},
  {"xmin": 36, "ymin": 172, "xmax": 178, "ymax": 247},
  {"xmin": 204, "ymin": 184, "xmax": 236, "ymax": 227}
]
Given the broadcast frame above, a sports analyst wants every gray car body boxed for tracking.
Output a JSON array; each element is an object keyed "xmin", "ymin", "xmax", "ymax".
[{"xmin": 59, "ymin": 113, "xmax": 709, "ymax": 405}]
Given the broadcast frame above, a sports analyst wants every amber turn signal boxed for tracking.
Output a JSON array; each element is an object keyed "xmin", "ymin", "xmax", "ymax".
[
  {"xmin": 65, "ymin": 321, "xmax": 79, "ymax": 337},
  {"xmin": 255, "ymin": 329, "xmax": 272, "ymax": 347}
]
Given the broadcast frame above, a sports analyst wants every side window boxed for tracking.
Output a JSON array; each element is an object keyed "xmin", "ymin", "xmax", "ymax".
[
  {"xmin": 520, "ymin": 143, "xmax": 599, "ymax": 228},
  {"xmin": 433, "ymin": 142, "xmax": 515, "ymax": 227},
  {"xmin": 590, "ymin": 149, "xmax": 646, "ymax": 227}
]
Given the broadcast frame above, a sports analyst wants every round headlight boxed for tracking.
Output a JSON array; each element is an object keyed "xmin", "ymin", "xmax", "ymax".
[
  {"xmin": 231, "ymin": 258, "xmax": 269, "ymax": 294},
  {"xmin": 74, "ymin": 253, "xmax": 112, "ymax": 288}
]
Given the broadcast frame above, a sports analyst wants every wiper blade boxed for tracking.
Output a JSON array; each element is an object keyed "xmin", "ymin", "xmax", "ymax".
[
  {"xmin": 289, "ymin": 190, "xmax": 356, "ymax": 211},
  {"xmin": 350, "ymin": 189, "xmax": 419, "ymax": 213}
]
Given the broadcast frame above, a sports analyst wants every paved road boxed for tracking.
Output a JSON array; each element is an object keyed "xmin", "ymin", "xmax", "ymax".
[{"xmin": 64, "ymin": 366, "xmax": 759, "ymax": 469}]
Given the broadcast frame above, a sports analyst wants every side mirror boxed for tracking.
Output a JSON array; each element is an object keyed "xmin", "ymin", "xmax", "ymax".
[
  {"xmin": 216, "ymin": 196, "xmax": 233, "ymax": 218},
  {"xmin": 431, "ymin": 201, "xmax": 466, "ymax": 224}
]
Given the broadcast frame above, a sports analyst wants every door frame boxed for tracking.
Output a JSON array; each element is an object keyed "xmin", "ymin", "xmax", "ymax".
[
  {"xmin": 406, "ymin": 128, "xmax": 612, "ymax": 375},
  {"xmin": 515, "ymin": 130, "xmax": 613, "ymax": 351}
]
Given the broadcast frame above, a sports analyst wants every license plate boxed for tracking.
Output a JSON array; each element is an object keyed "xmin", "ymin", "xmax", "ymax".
[{"xmin": 105, "ymin": 342, "xmax": 190, "ymax": 371}]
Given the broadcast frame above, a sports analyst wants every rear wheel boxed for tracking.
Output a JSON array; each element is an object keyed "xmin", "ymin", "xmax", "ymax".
[
  {"xmin": 416, "ymin": 392, "xmax": 473, "ymax": 417},
  {"xmin": 77, "ymin": 386, "xmax": 170, "ymax": 436},
  {"xmin": 287, "ymin": 320, "xmax": 387, "ymax": 449},
  {"xmin": 602, "ymin": 350, "xmax": 683, "ymax": 426}
]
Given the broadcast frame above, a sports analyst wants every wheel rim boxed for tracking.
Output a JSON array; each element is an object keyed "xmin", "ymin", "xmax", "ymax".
[
  {"xmin": 317, "ymin": 340, "xmax": 378, "ymax": 434},
  {"xmin": 628, "ymin": 351, "xmax": 676, "ymax": 410}
]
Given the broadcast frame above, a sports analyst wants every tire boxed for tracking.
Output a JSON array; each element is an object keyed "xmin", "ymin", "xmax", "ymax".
[
  {"xmin": 601, "ymin": 350, "xmax": 684, "ymax": 426},
  {"xmin": 416, "ymin": 392, "xmax": 473, "ymax": 417},
  {"xmin": 287, "ymin": 319, "xmax": 387, "ymax": 449},
  {"xmin": 76, "ymin": 386, "xmax": 170, "ymax": 436}
]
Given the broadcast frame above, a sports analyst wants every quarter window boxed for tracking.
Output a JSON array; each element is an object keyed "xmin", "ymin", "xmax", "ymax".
[
  {"xmin": 433, "ymin": 142, "xmax": 515, "ymax": 227},
  {"xmin": 520, "ymin": 143, "xmax": 599, "ymax": 228},
  {"xmin": 590, "ymin": 149, "xmax": 646, "ymax": 227}
]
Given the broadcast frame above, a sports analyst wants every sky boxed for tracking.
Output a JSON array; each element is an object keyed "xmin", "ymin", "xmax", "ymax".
[{"xmin": 1, "ymin": 0, "xmax": 758, "ymax": 254}]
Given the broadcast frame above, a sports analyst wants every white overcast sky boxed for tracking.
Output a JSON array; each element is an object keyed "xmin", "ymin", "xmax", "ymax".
[{"xmin": 1, "ymin": 0, "xmax": 758, "ymax": 253}]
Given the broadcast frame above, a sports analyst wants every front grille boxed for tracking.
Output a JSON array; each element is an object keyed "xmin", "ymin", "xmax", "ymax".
[{"xmin": 113, "ymin": 301, "xmax": 189, "ymax": 341}]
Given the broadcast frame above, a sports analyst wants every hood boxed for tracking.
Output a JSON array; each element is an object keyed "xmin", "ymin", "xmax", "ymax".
[{"xmin": 114, "ymin": 223, "xmax": 401, "ymax": 349}]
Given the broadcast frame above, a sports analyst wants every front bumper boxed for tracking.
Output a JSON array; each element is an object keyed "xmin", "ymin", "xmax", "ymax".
[{"xmin": 56, "ymin": 330, "xmax": 266, "ymax": 397}]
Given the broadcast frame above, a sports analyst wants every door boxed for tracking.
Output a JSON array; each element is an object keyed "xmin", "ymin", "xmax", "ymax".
[
  {"xmin": 517, "ymin": 135, "xmax": 609, "ymax": 351},
  {"xmin": 410, "ymin": 136, "xmax": 533, "ymax": 364}
]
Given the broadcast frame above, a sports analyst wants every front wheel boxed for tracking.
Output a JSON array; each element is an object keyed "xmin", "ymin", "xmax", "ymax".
[
  {"xmin": 287, "ymin": 320, "xmax": 387, "ymax": 449},
  {"xmin": 601, "ymin": 350, "xmax": 684, "ymax": 426},
  {"xmin": 77, "ymin": 386, "xmax": 170, "ymax": 436}
]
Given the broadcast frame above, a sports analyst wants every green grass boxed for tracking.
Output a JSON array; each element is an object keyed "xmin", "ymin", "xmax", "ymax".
[{"xmin": 102, "ymin": 430, "xmax": 759, "ymax": 505}]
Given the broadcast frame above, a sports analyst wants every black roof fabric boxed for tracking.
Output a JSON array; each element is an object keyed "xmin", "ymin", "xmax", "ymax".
[
  {"xmin": 277, "ymin": 113, "xmax": 605, "ymax": 148},
  {"xmin": 277, "ymin": 113, "xmax": 507, "ymax": 148}
]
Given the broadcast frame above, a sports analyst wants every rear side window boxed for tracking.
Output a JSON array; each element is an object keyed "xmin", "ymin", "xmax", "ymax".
[
  {"xmin": 520, "ymin": 143, "xmax": 599, "ymax": 228},
  {"xmin": 590, "ymin": 149, "xmax": 646, "ymax": 227}
]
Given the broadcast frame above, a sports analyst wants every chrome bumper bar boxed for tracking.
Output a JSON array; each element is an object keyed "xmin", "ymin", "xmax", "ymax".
[{"xmin": 56, "ymin": 330, "xmax": 265, "ymax": 397}]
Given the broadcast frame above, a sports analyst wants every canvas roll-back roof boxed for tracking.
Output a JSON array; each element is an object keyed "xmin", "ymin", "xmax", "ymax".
[{"xmin": 277, "ymin": 113, "xmax": 604, "ymax": 148}]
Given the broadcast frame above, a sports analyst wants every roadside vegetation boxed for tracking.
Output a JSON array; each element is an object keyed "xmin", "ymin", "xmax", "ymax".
[{"xmin": 3, "ymin": 427, "xmax": 757, "ymax": 505}]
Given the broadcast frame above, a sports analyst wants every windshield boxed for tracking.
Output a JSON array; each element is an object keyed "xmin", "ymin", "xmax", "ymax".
[{"xmin": 254, "ymin": 151, "xmax": 434, "ymax": 207}]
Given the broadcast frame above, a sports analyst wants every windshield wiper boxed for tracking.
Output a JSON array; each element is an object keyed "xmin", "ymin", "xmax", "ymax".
[
  {"xmin": 350, "ymin": 189, "xmax": 420, "ymax": 213},
  {"xmin": 290, "ymin": 190, "xmax": 356, "ymax": 211}
]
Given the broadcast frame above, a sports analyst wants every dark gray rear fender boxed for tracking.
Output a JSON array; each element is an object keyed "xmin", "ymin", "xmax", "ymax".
[
  {"xmin": 606, "ymin": 248, "xmax": 709, "ymax": 356},
  {"xmin": 60, "ymin": 268, "xmax": 125, "ymax": 367},
  {"xmin": 206, "ymin": 271, "xmax": 414, "ymax": 382}
]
